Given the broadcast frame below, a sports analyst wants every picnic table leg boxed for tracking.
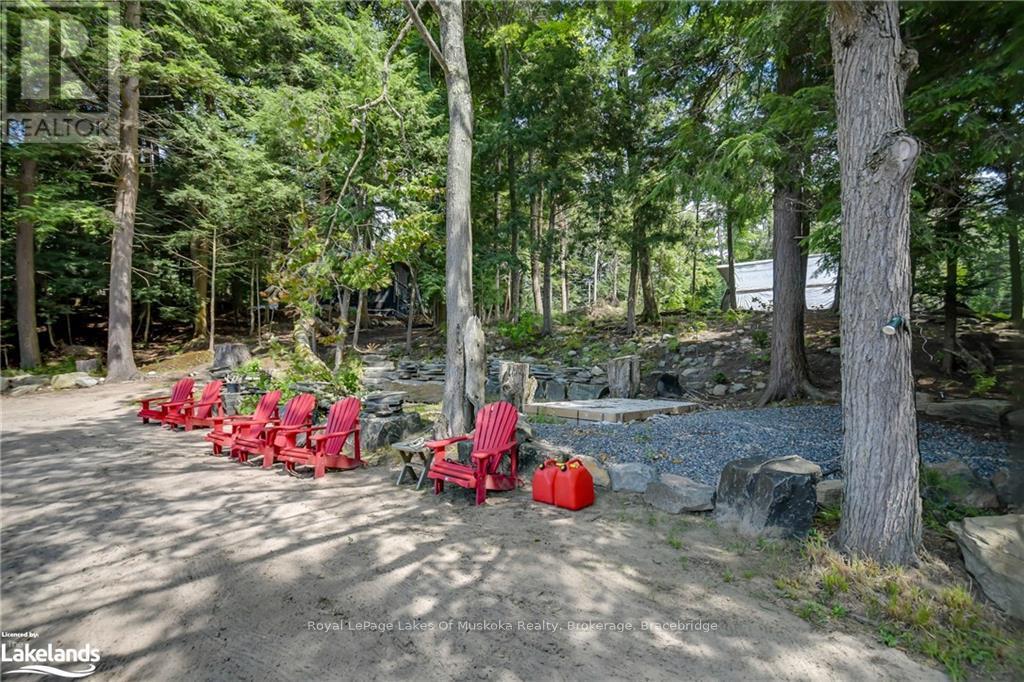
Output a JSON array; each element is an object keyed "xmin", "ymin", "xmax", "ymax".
[
  {"xmin": 415, "ymin": 452, "xmax": 431, "ymax": 491},
  {"xmin": 396, "ymin": 452, "xmax": 414, "ymax": 486}
]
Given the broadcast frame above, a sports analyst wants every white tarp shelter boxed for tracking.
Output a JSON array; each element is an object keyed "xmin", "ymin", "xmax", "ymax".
[{"xmin": 717, "ymin": 254, "xmax": 837, "ymax": 310}]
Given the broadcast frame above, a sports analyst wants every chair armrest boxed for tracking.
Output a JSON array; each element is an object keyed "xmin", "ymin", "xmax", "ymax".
[
  {"xmin": 161, "ymin": 399, "xmax": 192, "ymax": 408},
  {"xmin": 139, "ymin": 395, "xmax": 170, "ymax": 405},
  {"xmin": 311, "ymin": 428, "xmax": 358, "ymax": 442},
  {"xmin": 425, "ymin": 434, "xmax": 472, "ymax": 449},
  {"xmin": 471, "ymin": 440, "xmax": 518, "ymax": 459}
]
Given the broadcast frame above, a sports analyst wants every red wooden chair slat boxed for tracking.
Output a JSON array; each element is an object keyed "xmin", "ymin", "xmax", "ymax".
[
  {"xmin": 162, "ymin": 380, "xmax": 224, "ymax": 431},
  {"xmin": 138, "ymin": 378, "xmax": 195, "ymax": 425},
  {"xmin": 205, "ymin": 390, "xmax": 281, "ymax": 456},
  {"xmin": 425, "ymin": 401, "xmax": 520, "ymax": 505},
  {"xmin": 231, "ymin": 393, "xmax": 316, "ymax": 467},
  {"xmin": 277, "ymin": 396, "xmax": 363, "ymax": 478}
]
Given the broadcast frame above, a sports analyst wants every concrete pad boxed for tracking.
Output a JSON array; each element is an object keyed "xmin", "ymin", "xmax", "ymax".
[{"xmin": 525, "ymin": 398, "xmax": 698, "ymax": 423}]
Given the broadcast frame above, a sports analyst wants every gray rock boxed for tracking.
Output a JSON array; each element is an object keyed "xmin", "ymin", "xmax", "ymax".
[
  {"xmin": 568, "ymin": 382, "xmax": 609, "ymax": 401},
  {"xmin": 0, "ymin": 376, "xmax": 12, "ymax": 393},
  {"xmin": 607, "ymin": 462, "xmax": 658, "ymax": 493},
  {"xmin": 948, "ymin": 514, "xmax": 1024, "ymax": 619},
  {"xmin": 9, "ymin": 385, "xmax": 40, "ymax": 397},
  {"xmin": 992, "ymin": 467, "xmax": 1024, "ymax": 510},
  {"xmin": 361, "ymin": 414, "xmax": 412, "ymax": 451},
  {"xmin": 926, "ymin": 460, "xmax": 1000, "ymax": 509},
  {"xmin": 712, "ymin": 354, "xmax": 724, "ymax": 368},
  {"xmin": 10, "ymin": 374, "xmax": 48, "ymax": 388},
  {"xmin": 711, "ymin": 384, "xmax": 728, "ymax": 397},
  {"xmin": 51, "ymin": 372, "xmax": 91, "ymax": 390},
  {"xmin": 590, "ymin": 365, "xmax": 605, "ymax": 377},
  {"xmin": 754, "ymin": 382, "xmax": 766, "ymax": 391},
  {"xmin": 816, "ymin": 479, "xmax": 844, "ymax": 508},
  {"xmin": 576, "ymin": 454, "xmax": 611, "ymax": 488},
  {"xmin": 74, "ymin": 376, "xmax": 99, "ymax": 388},
  {"xmin": 213, "ymin": 342, "xmax": 252, "ymax": 369},
  {"xmin": 915, "ymin": 391, "xmax": 935, "ymax": 411},
  {"xmin": 925, "ymin": 399, "xmax": 1014, "ymax": 428},
  {"xmin": 75, "ymin": 358, "xmax": 100, "ymax": 372},
  {"xmin": 827, "ymin": 347, "xmax": 841, "ymax": 356},
  {"xmin": 681, "ymin": 367, "xmax": 703, "ymax": 377},
  {"xmin": 1005, "ymin": 409, "xmax": 1024, "ymax": 434},
  {"xmin": 715, "ymin": 455, "xmax": 822, "ymax": 538},
  {"xmin": 728, "ymin": 383, "xmax": 747, "ymax": 394},
  {"xmin": 644, "ymin": 474, "xmax": 715, "ymax": 513},
  {"xmin": 540, "ymin": 379, "xmax": 567, "ymax": 402}
]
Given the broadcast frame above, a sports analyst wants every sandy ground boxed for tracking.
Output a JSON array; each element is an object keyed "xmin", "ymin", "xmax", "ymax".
[{"xmin": 0, "ymin": 382, "xmax": 947, "ymax": 681}]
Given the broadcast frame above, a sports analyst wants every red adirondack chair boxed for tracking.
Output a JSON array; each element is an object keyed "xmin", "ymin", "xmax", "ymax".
[
  {"xmin": 137, "ymin": 378, "xmax": 195, "ymax": 424},
  {"xmin": 161, "ymin": 380, "xmax": 224, "ymax": 431},
  {"xmin": 426, "ymin": 401, "xmax": 520, "ymax": 505},
  {"xmin": 205, "ymin": 390, "xmax": 281, "ymax": 456},
  {"xmin": 230, "ymin": 393, "xmax": 316, "ymax": 468},
  {"xmin": 276, "ymin": 397, "xmax": 363, "ymax": 478}
]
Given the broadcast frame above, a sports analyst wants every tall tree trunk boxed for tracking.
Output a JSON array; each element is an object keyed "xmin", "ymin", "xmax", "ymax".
[
  {"xmin": 503, "ymin": 49, "xmax": 521, "ymax": 323},
  {"xmin": 626, "ymin": 241, "xmax": 639, "ymax": 336},
  {"xmin": 530, "ymin": 184, "xmax": 544, "ymax": 314},
  {"xmin": 940, "ymin": 189, "xmax": 962, "ymax": 375},
  {"xmin": 106, "ymin": 0, "xmax": 141, "ymax": 382},
  {"xmin": 353, "ymin": 290, "xmax": 365, "ymax": 349},
  {"xmin": 761, "ymin": 185, "xmax": 820, "ymax": 403},
  {"xmin": 723, "ymin": 210, "xmax": 737, "ymax": 310},
  {"xmin": 15, "ymin": 156, "xmax": 41, "ymax": 369},
  {"xmin": 1011, "ymin": 228, "xmax": 1022, "ymax": 325},
  {"xmin": 190, "ymin": 238, "xmax": 209, "ymax": 342},
  {"xmin": 405, "ymin": 268, "xmax": 417, "ymax": 354},
  {"xmin": 542, "ymin": 197, "xmax": 554, "ymax": 336},
  {"xmin": 335, "ymin": 285, "xmax": 351, "ymax": 368},
  {"xmin": 408, "ymin": 0, "xmax": 476, "ymax": 437},
  {"xmin": 611, "ymin": 254, "xmax": 619, "ymax": 305},
  {"xmin": 761, "ymin": 31, "xmax": 819, "ymax": 405},
  {"xmin": 830, "ymin": 0, "xmax": 921, "ymax": 566},
  {"xmin": 559, "ymin": 217, "xmax": 569, "ymax": 315},
  {"xmin": 208, "ymin": 227, "xmax": 217, "ymax": 352},
  {"xmin": 639, "ymin": 240, "xmax": 658, "ymax": 322},
  {"xmin": 1006, "ymin": 168, "xmax": 1022, "ymax": 324},
  {"xmin": 592, "ymin": 249, "xmax": 600, "ymax": 307}
]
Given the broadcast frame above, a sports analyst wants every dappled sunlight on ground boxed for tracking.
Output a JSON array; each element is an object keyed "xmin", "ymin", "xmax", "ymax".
[{"xmin": 0, "ymin": 384, "xmax": 944, "ymax": 679}]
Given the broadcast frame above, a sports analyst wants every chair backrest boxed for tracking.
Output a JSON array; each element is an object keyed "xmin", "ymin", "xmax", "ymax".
[
  {"xmin": 321, "ymin": 397, "xmax": 361, "ymax": 456},
  {"xmin": 194, "ymin": 380, "xmax": 223, "ymax": 419},
  {"xmin": 273, "ymin": 393, "xmax": 316, "ymax": 447},
  {"xmin": 240, "ymin": 390, "xmax": 281, "ymax": 439},
  {"xmin": 171, "ymin": 378, "xmax": 195, "ymax": 403},
  {"xmin": 473, "ymin": 401, "xmax": 519, "ymax": 472}
]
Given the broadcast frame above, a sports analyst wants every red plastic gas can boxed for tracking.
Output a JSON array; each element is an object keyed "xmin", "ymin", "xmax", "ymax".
[
  {"xmin": 532, "ymin": 459, "xmax": 561, "ymax": 505},
  {"xmin": 553, "ymin": 458, "xmax": 595, "ymax": 511}
]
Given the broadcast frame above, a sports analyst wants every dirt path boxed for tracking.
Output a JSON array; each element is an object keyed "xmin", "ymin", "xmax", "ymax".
[{"xmin": 0, "ymin": 383, "xmax": 945, "ymax": 680}]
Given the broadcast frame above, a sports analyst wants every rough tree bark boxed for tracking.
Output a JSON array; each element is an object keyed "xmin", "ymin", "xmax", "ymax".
[
  {"xmin": 190, "ymin": 237, "xmax": 209, "ymax": 342},
  {"xmin": 541, "ymin": 197, "xmax": 554, "ymax": 336},
  {"xmin": 406, "ymin": 0, "xmax": 475, "ymax": 437},
  {"xmin": 1006, "ymin": 168, "xmax": 1022, "ymax": 324},
  {"xmin": 626, "ymin": 241, "xmax": 639, "ymax": 336},
  {"xmin": 639, "ymin": 239, "xmax": 658, "ymax": 322},
  {"xmin": 761, "ymin": 33, "xmax": 822, "ymax": 405},
  {"xmin": 722, "ymin": 210, "xmax": 737, "ymax": 310},
  {"xmin": 15, "ymin": 156, "xmax": 41, "ymax": 368},
  {"xmin": 106, "ymin": 0, "xmax": 141, "ymax": 382},
  {"xmin": 559, "ymin": 215, "xmax": 569, "ymax": 314},
  {"xmin": 530, "ymin": 183, "xmax": 544, "ymax": 314},
  {"xmin": 940, "ymin": 189, "xmax": 963, "ymax": 375},
  {"xmin": 830, "ymin": 0, "xmax": 922, "ymax": 565}
]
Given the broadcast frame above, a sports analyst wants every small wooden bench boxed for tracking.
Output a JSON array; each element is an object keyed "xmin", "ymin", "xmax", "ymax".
[{"xmin": 392, "ymin": 439, "xmax": 432, "ymax": 490}]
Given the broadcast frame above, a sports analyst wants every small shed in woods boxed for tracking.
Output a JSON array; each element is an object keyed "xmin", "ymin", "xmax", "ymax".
[{"xmin": 717, "ymin": 254, "xmax": 837, "ymax": 310}]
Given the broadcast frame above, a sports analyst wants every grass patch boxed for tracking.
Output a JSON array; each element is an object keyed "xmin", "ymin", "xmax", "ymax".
[
  {"xmin": 2, "ymin": 355, "xmax": 80, "ymax": 376},
  {"xmin": 777, "ymin": 534, "xmax": 1024, "ymax": 680}
]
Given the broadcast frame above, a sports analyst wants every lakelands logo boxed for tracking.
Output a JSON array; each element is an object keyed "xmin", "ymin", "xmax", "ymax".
[
  {"xmin": 1, "ymin": 641, "xmax": 100, "ymax": 678},
  {"xmin": 1, "ymin": 0, "xmax": 120, "ymax": 143}
]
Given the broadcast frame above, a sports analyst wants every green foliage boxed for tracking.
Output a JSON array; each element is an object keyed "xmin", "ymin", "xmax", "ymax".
[
  {"xmin": 751, "ymin": 329, "xmax": 769, "ymax": 349},
  {"xmin": 970, "ymin": 371, "xmax": 997, "ymax": 396}
]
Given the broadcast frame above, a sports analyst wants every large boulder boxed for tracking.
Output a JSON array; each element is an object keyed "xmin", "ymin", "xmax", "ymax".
[
  {"xmin": 924, "ymin": 399, "xmax": 1014, "ymax": 428},
  {"xmin": 9, "ymin": 385, "xmax": 40, "ymax": 397},
  {"xmin": 992, "ymin": 467, "xmax": 1024, "ymax": 510},
  {"xmin": 925, "ymin": 460, "xmax": 1000, "ymax": 510},
  {"xmin": 644, "ymin": 473, "xmax": 715, "ymax": 513},
  {"xmin": 75, "ymin": 358, "xmax": 100, "ymax": 373},
  {"xmin": 607, "ymin": 462, "xmax": 658, "ymax": 493},
  {"xmin": 1005, "ymin": 409, "xmax": 1024, "ymax": 434},
  {"xmin": 361, "ymin": 413, "xmax": 418, "ymax": 451},
  {"xmin": 576, "ymin": 454, "xmax": 610, "ymax": 489},
  {"xmin": 50, "ymin": 372, "xmax": 91, "ymax": 390},
  {"xmin": 715, "ymin": 455, "xmax": 822, "ymax": 538},
  {"xmin": 948, "ymin": 514, "xmax": 1024, "ymax": 620},
  {"xmin": 213, "ymin": 343, "xmax": 252, "ymax": 369}
]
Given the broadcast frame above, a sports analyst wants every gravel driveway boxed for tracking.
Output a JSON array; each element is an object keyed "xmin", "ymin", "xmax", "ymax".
[{"xmin": 533, "ymin": 405, "xmax": 1011, "ymax": 484}]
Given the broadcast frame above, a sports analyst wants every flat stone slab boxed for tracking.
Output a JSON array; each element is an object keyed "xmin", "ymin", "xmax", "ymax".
[{"xmin": 525, "ymin": 398, "xmax": 698, "ymax": 423}]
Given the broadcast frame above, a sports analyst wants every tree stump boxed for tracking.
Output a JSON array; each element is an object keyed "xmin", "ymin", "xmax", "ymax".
[
  {"xmin": 607, "ymin": 355, "xmax": 641, "ymax": 398},
  {"xmin": 498, "ymin": 361, "xmax": 537, "ymax": 411},
  {"xmin": 213, "ymin": 343, "xmax": 251, "ymax": 369}
]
